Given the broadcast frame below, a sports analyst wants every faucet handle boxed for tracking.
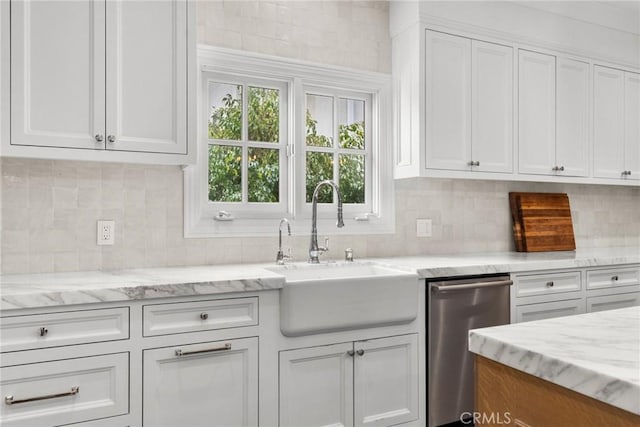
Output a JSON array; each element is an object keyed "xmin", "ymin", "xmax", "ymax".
[{"xmin": 323, "ymin": 237, "xmax": 329, "ymax": 252}]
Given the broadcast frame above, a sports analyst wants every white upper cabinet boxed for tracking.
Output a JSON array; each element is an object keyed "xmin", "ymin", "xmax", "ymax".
[
  {"xmin": 519, "ymin": 52, "xmax": 590, "ymax": 177},
  {"xmin": 10, "ymin": 0, "xmax": 106, "ymax": 150},
  {"xmin": 472, "ymin": 40, "xmax": 513, "ymax": 173},
  {"xmin": 425, "ymin": 30, "xmax": 471, "ymax": 171},
  {"xmin": 556, "ymin": 58, "xmax": 590, "ymax": 177},
  {"xmin": 106, "ymin": 0, "xmax": 187, "ymax": 154},
  {"xmin": 425, "ymin": 30, "xmax": 512, "ymax": 173},
  {"xmin": 624, "ymin": 72, "xmax": 640, "ymax": 180},
  {"xmin": 4, "ymin": 0, "xmax": 194, "ymax": 164},
  {"xmin": 518, "ymin": 50, "xmax": 556, "ymax": 175},
  {"xmin": 594, "ymin": 66, "xmax": 626, "ymax": 179}
]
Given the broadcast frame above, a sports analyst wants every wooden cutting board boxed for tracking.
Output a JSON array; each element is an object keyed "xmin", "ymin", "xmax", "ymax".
[{"xmin": 509, "ymin": 192, "xmax": 576, "ymax": 252}]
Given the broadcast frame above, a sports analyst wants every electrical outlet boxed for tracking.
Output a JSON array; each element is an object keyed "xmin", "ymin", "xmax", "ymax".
[
  {"xmin": 97, "ymin": 220, "xmax": 115, "ymax": 245},
  {"xmin": 416, "ymin": 219, "xmax": 432, "ymax": 237}
]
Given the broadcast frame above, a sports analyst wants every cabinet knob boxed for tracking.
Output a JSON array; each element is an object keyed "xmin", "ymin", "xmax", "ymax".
[
  {"xmin": 467, "ymin": 161, "xmax": 480, "ymax": 167},
  {"xmin": 356, "ymin": 349, "xmax": 365, "ymax": 356},
  {"xmin": 200, "ymin": 312, "xmax": 209, "ymax": 320},
  {"xmin": 347, "ymin": 350, "xmax": 355, "ymax": 357},
  {"xmin": 611, "ymin": 275, "xmax": 619, "ymax": 281},
  {"xmin": 546, "ymin": 281, "xmax": 554, "ymax": 287},
  {"xmin": 107, "ymin": 134, "xmax": 116, "ymax": 143},
  {"xmin": 95, "ymin": 134, "xmax": 104, "ymax": 142},
  {"xmin": 552, "ymin": 166, "xmax": 565, "ymax": 172},
  {"xmin": 39, "ymin": 327, "xmax": 48, "ymax": 337}
]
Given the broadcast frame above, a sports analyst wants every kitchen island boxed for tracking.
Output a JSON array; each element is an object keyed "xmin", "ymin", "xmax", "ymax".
[{"xmin": 469, "ymin": 306, "xmax": 640, "ymax": 426}]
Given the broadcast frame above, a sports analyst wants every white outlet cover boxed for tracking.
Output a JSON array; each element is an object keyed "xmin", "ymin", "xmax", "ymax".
[
  {"xmin": 97, "ymin": 220, "xmax": 115, "ymax": 245},
  {"xmin": 416, "ymin": 219, "xmax": 432, "ymax": 237}
]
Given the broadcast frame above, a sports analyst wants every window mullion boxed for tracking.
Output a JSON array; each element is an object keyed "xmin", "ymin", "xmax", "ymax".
[
  {"xmin": 332, "ymin": 95, "xmax": 339, "ymax": 206},
  {"xmin": 242, "ymin": 83, "xmax": 249, "ymax": 204}
]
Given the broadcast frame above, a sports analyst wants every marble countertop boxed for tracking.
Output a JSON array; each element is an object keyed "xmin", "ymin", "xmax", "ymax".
[
  {"xmin": 372, "ymin": 246, "xmax": 640, "ymax": 278},
  {"xmin": 0, "ymin": 265, "xmax": 285, "ymax": 310},
  {"xmin": 1, "ymin": 246, "xmax": 638, "ymax": 310},
  {"xmin": 469, "ymin": 306, "xmax": 640, "ymax": 415}
]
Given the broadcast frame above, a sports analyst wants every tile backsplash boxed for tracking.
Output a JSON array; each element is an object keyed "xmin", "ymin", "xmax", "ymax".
[{"xmin": 1, "ymin": 157, "xmax": 638, "ymax": 274}]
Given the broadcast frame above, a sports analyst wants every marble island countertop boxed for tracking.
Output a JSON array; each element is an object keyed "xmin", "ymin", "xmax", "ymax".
[
  {"xmin": 1, "ymin": 246, "xmax": 638, "ymax": 310},
  {"xmin": 469, "ymin": 306, "xmax": 640, "ymax": 415}
]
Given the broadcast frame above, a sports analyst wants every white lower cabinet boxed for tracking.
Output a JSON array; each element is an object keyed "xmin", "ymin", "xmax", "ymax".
[
  {"xmin": 143, "ymin": 337, "xmax": 258, "ymax": 427},
  {"xmin": 587, "ymin": 292, "xmax": 640, "ymax": 312},
  {"xmin": 512, "ymin": 265, "xmax": 640, "ymax": 323},
  {"xmin": 0, "ymin": 353, "xmax": 129, "ymax": 427},
  {"xmin": 515, "ymin": 298, "xmax": 585, "ymax": 323},
  {"xmin": 279, "ymin": 334, "xmax": 418, "ymax": 427}
]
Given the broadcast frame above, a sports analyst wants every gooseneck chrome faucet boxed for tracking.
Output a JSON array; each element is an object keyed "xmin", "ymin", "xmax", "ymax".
[
  {"xmin": 309, "ymin": 180, "xmax": 344, "ymax": 263},
  {"xmin": 276, "ymin": 218, "xmax": 291, "ymax": 265}
]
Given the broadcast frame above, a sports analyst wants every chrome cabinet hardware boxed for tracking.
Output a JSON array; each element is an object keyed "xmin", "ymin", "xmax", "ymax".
[
  {"xmin": 175, "ymin": 343, "xmax": 231, "ymax": 357},
  {"xmin": 347, "ymin": 350, "xmax": 355, "ymax": 357},
  {"xmin": 611, "ymin": 275, "xmax": 619, "ymax": 281},
  {"xmin": 107, "ymin": 134, "xmax": 116, "ymax": 143},
  {"xmin": 95, "ymin": 134, "xmax": 104, "ymax": 142},
  {"xmin": 622, "ymin": 170, "xmax": 632, "ymax": 176},
  {"xmin": 468, "ymin": 160, "xmax": 480, "ymax": 167},
  {"xmin": 546, "ymin": 281, "xmax": 554, "ymax": 287},
  {"xmin": 5, "ymin": 386, "xmax": 79, "ymax": 405},
  {"xmin": 199, "ymin": 312, "xmax": 209, "ymax": 320},
  {"xmin": 552, "ymin": 166, "xmax": 565, "ymax": 172},
  {"xmin": 39, "ymin": 327, "xmax": 48, "ymax": 337},
  {"xmin": 356, "ymin": 349, "xmax": 365, "ymax": 356}
]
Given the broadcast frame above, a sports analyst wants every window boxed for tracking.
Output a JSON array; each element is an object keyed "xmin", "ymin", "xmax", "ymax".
[{"xmin": 184, "ymin": 47, "xmax": 393, "ymax": 237}]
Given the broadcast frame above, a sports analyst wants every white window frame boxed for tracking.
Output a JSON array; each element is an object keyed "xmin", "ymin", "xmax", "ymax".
[
  {"xmin": 203, "ymin": 72, "xmax": 289, "ymax": 218},
  {"xmin": 184, "ymin": 46, "xmax": 394, "ymax": 238}
]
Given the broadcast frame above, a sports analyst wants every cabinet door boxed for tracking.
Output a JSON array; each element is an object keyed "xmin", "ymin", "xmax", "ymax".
[
  {"xmin": 587, "ymin": 292, "xmax": 640, "ymax": 312},
  {"xmin": 472, "ymin": 40, "xmax": 513, "ymax": 173},
  {"xmin": 279, "ymin": 342, "xmax": 354, "ymax": 427},
  {"xmin": 594, "ymin": 66, "xmax": 625, "ymax": 178},
  {"xmin": 556, "ymin": 58, "xmax": 589, "ymax": 177},
  {"xmin": 425, "ymin": 30, "xmax": 471, "ymax": 171},
  {"xmin": 353, "ymin": 335, "xmax": 418, "ymax": 427},
  {"xmin": 515, "ymin": 298, "xmax": 585, "ymax": 323},
  {"xmin": 624, "ymin": 72, "xmax": 640, "ymax": 180},
  {"xmin": 518, "ymin": 50, "xmax": 556, "ymax": 175},
  {"xmin": 106, "ymin": 0, "xmax": 187, "ymax": 154},
  {"xmin": 10, "ymin": 0, "xmax": 105, "ymax": 149},
  {"xmin": 143, "ymin": 337, "xmax": 258, "ymax": 427}
]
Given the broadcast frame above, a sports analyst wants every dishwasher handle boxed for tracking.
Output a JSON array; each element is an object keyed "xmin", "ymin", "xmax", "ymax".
[{"xmin": 431, "ymin": 279, "xmax": 513, "ymax": 294}]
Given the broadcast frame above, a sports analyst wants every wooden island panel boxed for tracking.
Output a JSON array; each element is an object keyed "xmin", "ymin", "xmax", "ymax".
[{"xmin": 475, "ymin": 356, "xmax": 640, "ymax": 427}]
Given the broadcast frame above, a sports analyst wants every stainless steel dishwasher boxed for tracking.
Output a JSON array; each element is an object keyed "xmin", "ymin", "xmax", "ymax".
[{"xmin": 427, "ymin": 274, "xmax": 512, "ymax": 426}]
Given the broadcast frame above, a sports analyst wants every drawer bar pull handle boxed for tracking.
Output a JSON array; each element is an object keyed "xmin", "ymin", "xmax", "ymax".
[
  {"xmin": 546, "ymin": 281, "xmax": 554, "ymax": 287},
  {"xmin": 200, "ymin": 312, "xmax": 209, "ymax": 320},
  {"xmin": 5, "ymin": 386, "xmax": 79, "ymax": 405},
  {"xmin": 612, "ymin": 275, "xmax": 619, "ymax": 281},
  {"xmin": 39, "ymin": 327, "xmax": 48, "ymax": 337},
  {"xmin": 175, "ymin": 343, "xmax": 231, "ymax": 357}
]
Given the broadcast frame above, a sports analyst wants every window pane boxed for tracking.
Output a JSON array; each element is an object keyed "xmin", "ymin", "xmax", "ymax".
[
  {"xmin": 306, "ymin": 94, "xmax": 333, "ymax": 147},
  {"xmin": 338, "ymin": 98, "xmax": 365, "ymax": 149},
  {"xmin": 208, "ymin": 145, "xmax": 242, "ymax": 202},
  {"xmin": 248, "ymin": 87, "xmax": 279, "ymax": 143},
  {"xmin": 339, "ymin": 154, "xmax": 365, "ymax": 204},
  {"xmin": 209, "ymin": 83, "xmax": 242, "ymax": 140},
  {"xmin": 248, "ymin": 148, "xmax": 279, "ymax": 203},
  {"xmin": 306, "ymin": 152, "xmax": 334, "ymax": 203}
]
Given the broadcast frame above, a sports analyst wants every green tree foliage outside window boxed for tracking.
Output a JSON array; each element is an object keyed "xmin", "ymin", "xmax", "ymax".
[{"xmin": 208, "ymin": 87, "xmax": 365, "ymax": 205}]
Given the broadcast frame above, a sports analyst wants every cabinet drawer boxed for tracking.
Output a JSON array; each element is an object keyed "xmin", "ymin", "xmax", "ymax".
[
  {"xmin": 514, "ymin": 271, "xmax": 581, "ymax": 298},
  {"xmin": 1, "ymin": 353, "xmax": 129, "ymax": 427},
  {"xmin": 516, "ymin": 298, "xmax": 585, "ymax": 323},
  {"xmin": 587, "ymin": 292, "xmax": 640, "ymax": 313},
  {"xmin": 1, "ymin": 308, "xmax": 129, "ymax": 353},
  {"xmin": 143, "ymin": 297, "xmax": 258, "ymax": 337},
  {"xmin": 586, "ymin": 266, "xmax": 640, "ymax": 290}
]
